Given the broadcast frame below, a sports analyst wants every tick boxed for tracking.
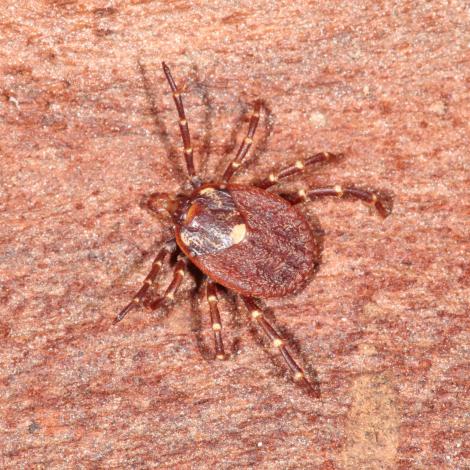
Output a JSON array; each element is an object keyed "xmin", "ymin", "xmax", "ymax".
[{"xmin": 114, "ymin": 62, "xmax": 392, "ymax": 394}]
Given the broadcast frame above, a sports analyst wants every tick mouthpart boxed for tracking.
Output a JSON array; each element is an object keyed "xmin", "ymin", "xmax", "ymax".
[{"xmin": 146, "ymin": 192, "xmax": 179, "ymax": 217}]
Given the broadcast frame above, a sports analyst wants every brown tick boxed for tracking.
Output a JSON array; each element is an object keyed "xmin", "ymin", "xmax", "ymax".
[{"xmin": 114, "ymin": 62, "xmax": 392, "ymax": 394}]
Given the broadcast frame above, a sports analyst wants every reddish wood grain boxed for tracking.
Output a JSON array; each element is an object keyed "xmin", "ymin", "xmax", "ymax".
[{"xmin": 1, "ymin": 1, "xmax": 469, "ymax": 469}]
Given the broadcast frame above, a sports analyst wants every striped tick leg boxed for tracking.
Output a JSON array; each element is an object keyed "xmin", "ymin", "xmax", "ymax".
[
  {"xmin": 288, "ymin": 185, "xmax": 392, "ymax": 218},
  {"xmin": 222, "ymin": 101, "xmax": 261, "ymax": 182},
  {"xmin": 113, "ymin": 241, "xmax": 175, "ymax": 324},
  {"xmin": 162, "ymin": 62, "xmax": 196, "ymax": 180},
  {"xmin": 242, "ymin": 297, "xmax": 318, "ymax": 395},
  {"xmin": 143, "ymin": 257, "xmax": 187, "ymax": 311},
  {"xmin": 207, "ymin": 281, "xmax": 227, "ymax": 360},
  {"xmin": 257, "ymin": 152, "xmax": 344, "ymax": 189}
]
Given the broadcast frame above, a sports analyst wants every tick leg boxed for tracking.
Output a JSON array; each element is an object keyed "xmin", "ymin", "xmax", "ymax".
[
  {"xmin": 207, "ymin": 281, "xmax": 227, "ymax": 360},
  {"xmin": 143, "ymin": 257, "xmax": 187, "ymax": 310},
  {"xmin": 286, "ymin": 185, "xmax": 392, "ymax": 218},
  {"xmin": 257, "ymin": 152, "xmax": 343, "ymax": 189},
  {"xmin": 113, "ymin": 241, "xmax": 176, "ymax": 324},
  {"xmin": 162, "ymin": 62, "xmax": 196, "ymax": 181},
  {"xmin": 242, "ymin": 297, "xmax": 318, "ymax": 395},
  {"xmin": 222, "ymin": 101, "xmax": 261, "ymax": 182}
]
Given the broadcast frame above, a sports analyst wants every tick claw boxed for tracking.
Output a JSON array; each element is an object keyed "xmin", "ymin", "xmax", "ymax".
[{"xmin": 113, "ymin": 304, "xmax": 132, "ymax": 324}]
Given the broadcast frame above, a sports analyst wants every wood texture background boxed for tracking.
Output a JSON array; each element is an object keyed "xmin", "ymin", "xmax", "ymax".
[{"xmin": 1, "ymin": 1, "xmax": 469, "ymax": 469}]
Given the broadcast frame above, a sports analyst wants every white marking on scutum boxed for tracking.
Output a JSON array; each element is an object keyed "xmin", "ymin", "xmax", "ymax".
[
  {"xmin": 230, "ymin": 224, "xmax": 246, "ymax": 245},
  {"xmin": 199, "ymin": 187, "xmax": 215, "ymax": 195}
]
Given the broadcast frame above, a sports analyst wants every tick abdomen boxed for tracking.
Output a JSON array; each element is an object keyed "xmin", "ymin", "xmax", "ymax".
[{"xmin": 176, "ymin": 184, "xmax": 318, "ymax": 298}]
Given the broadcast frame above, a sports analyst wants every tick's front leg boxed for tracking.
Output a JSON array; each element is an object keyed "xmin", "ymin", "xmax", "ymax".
[
  {"xmin": 222, "ymin": 101, "xmax": 261, "ymax": 182},
  {"xmin": 113, "ymin": 240, "xmax": 177, "ymax": 323},
  {"xmin": 256, "ymin": 152, "xmax": 344, "ymax": 189},
  {"xmin": 143, "ymin": 256, "xmax": 188, "ymax": 311}
]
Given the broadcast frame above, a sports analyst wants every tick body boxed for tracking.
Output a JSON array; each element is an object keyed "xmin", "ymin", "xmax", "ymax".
[
  {"xmin": 175, "ymin": 184, "xmax": 318, "ymax": 298},
  {"xmin": 114, "ymin": 62, "xmax": 392, "ymax": 395}
]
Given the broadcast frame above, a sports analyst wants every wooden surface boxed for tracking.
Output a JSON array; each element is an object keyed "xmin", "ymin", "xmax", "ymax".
[{"xmin": 1, "ymin": 1, "xmax": 469, "ymax": 469}]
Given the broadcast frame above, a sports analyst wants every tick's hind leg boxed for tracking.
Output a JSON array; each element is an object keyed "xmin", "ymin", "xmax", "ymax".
[
  {"xmin": 242, "ymin": 297, "xmax": 319, "ymax": 396},
  {"xmin": 285, "ymin": 185, "xmax": 393, "ymax": 218},
  {"xmin": 113, "ymin": 240, "xmax": 176, "ymax": 323},
  {"xmin": 207, "ymin": 281, "xmax": 227, "ymax": 360}
]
